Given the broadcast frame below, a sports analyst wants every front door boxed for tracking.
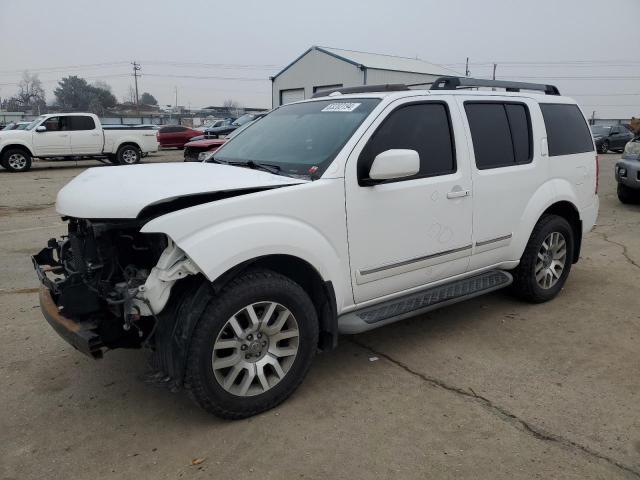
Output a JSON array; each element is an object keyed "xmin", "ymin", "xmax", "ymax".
[
  {"xmin": 345, "ymin": 98, "xmax": 473, "ymax": 304},
  {"xmin": 32, "ymin": 116, "xmax": 71, "ymax": 156},
  {"xmin": 69, "ymin": 115, "xmax": 102, "ymax": 155}
]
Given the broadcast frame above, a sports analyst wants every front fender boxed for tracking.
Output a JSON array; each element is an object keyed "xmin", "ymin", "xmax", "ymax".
[
  {"xmin": 0, "ymin": 140, "xmax": 34, "ymax": 157},
  {"xmin": 142, "ymin": 214, "xmax": 349, "ymax": 310}
]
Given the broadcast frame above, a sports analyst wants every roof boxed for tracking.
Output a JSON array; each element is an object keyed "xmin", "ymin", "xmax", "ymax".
[{"xmin": 272, "ymin": 46, "xmax": 459, "ymax": 80}]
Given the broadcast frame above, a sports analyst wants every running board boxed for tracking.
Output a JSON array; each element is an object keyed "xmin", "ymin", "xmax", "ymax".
[{"xmin": 338, "ymin": 270, "xmax": 513, "ymax": 334}]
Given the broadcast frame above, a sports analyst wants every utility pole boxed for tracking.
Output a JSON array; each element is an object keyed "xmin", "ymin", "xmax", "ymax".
[
  {"xmin": 465, "ymin": 57, "xmax": 470, "ymax": 77},
  {"xmin": 591, "ymin": 110, "xmax": 596, "ymax": 125},
  {"xmin": 132, "ymin": 61, "xmax": 141, "ymax": 115},
  {"xmin": 174, "ymin": 86, "xmax": 178, "ymax": 110},
  {"xmin": 492, "ymin": 63, "xmax": 497, "ymax": 80}
]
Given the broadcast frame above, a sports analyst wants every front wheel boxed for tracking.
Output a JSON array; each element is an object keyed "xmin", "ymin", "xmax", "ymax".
[
  {"xmin": 510, "ymin": 215, "xmax": 574, "ymax": 303},
  {"xmin": 1, "ymin": 148, "xmax": 32, "ymax": 172},
  {"xmin": 598, "ymin": 141, "xmax": 609, "ymax": 154},
  {"xmin": 116, "ymin": 145, "xmax": 141, "ymax": 165},
  {"xmin": 185, "ymin": 270, "xmax": 318, "ymax": 419}
]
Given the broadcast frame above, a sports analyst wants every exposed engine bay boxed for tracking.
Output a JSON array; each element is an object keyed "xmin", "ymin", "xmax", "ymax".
[{"xmin": 32, "ymin": 217, "xmax": 198, "ymax": 354}]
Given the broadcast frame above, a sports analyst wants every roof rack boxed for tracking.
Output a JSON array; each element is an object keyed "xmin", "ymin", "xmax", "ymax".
[
  {"xmin": 311, "ymin": 84, "xmax": 410, "ymax": 98},
  {"xmin": 429, "ymin": 76, "xmax": 560, "ymax": 95}
]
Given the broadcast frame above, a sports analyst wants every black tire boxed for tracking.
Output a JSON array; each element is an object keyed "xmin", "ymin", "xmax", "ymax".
[
  {"xmin": 116, "ymin": 144, "xmax": 141, "ymax": 165},
  {"xmin": 598, "ymin": 141, "xmax": 609, "ymax": 154},
  {"xmin": 510, "ymin": 215, "xmax": 574, "ymax": 303},
  {"xmin": 185, "ymin": 269, "xmax": 318, "ymax": 419},
  {"xmin": 617, "ymin": 183, "xmax": 640, "ymax": 204},
  {"xmin": 107, "ymin": 154, "xmax": 120, "ymax": 165},
  {"xmin": 1, "ymin": 148, "xmax": 32, "ymax": 172}
]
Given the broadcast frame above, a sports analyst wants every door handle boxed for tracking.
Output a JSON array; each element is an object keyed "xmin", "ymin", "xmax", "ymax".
[{"xmin": 447, "ymin": 189, "xmax": 471, "ymax": 199}]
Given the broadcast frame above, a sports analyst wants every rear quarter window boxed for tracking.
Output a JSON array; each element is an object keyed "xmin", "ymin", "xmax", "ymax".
[{"xmin": 540, "ymin": 104, "xmax": 594, "ymax": 156}]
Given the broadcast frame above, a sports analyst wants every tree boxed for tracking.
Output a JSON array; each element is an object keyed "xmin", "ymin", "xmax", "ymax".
[
  {"xmin": 124, "ymin": 85, "xmax": 136, "ymax": 104},
  {"xmin": 54, "ymin": 75, "xmax": 117, "ymax": 114},
  {"xmin": 93, "ymin": 80, "xmax": 112, "ymax": 93},
  {"xmin": 140, "ymin": 92, "xmax": 157, "ymax": 105},
  {"xmin": 223, "ymin": 99, "xmax": 244, "ymax": 118},
  {"xmin": 7, "ymin": 71, "xmax": 46, "ymax": 114}
]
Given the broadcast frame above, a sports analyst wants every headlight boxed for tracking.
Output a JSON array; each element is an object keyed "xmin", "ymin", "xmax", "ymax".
[{"xmin": 199, "ymin": 151, "xmax": 216, "ymax": 162}]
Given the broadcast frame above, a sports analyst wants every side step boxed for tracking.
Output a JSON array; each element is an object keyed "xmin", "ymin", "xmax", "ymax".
[{"xmin": 338, "ymin": 270, "xmax": 513, "ymax": 334}]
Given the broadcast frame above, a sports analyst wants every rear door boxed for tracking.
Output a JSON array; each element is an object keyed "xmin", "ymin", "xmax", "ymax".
[
  {"xmin": 32, "ymin": 116, "xmax": 71, "ymax": 156},
  {"xmin": 345, "ymin": 97, "xmax": 473, "ymax": 304},
  {"xmin": 69, "ymin": 115, "xmax": 103, "ymax": 155},
  {"xmin": 458, "ymin": 97, "xmax": 544, "ymax": 270}
]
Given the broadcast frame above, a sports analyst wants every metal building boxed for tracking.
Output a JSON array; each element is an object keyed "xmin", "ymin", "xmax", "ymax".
[{"xmin": 270, "ymin": 46, "xmax": 459, "ymax": 107}]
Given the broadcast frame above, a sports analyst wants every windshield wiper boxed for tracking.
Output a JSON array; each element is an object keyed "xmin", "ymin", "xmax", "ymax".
[{"xmin": 231, "ymin": 160, "xmax": 281, "ymax": 175}]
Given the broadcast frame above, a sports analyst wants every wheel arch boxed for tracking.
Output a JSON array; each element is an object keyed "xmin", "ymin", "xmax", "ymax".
[
  {"xmin": 541, "ymin": 201, "xmax": 582, "ymax": 263},
  {"xmin": 152, "ymin": 254, "xmax": 338, "ymax": 391},
  {"xmin": 1, "ymin": 143, "xmax": 34, "ymax": 158},
  {"xmin": 116, "ymin": 141, "xmax": 141, "ymax": 152}
]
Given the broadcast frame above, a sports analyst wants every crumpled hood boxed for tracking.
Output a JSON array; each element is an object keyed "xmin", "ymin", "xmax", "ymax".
[{"xmin": 56, "ymin": 163, "xmax": 308, "ymax": 219}]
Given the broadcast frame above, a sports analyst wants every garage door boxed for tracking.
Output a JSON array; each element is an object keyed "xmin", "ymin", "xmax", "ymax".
[{"xmin": 280, "ymin": 88, "xmax": 305, "ymax": 105}]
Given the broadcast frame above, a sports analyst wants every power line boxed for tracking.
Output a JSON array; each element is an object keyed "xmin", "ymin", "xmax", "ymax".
[{"xmin": 143, "ymin": 73, "xmax": 268, "ymax": 82}]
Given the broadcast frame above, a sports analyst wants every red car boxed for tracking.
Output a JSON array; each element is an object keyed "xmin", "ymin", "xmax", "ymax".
[
  {"xmin": 183, "ymin": 138, "xmax": 226, "ymax": 162},
  {"xmin": 157, "ymin": 125, "xmax": 203, "ymax": 149}
]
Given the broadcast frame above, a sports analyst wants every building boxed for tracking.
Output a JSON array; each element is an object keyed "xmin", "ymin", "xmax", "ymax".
[{"xmin": 270, "ymin": 46, "xmax": 459, "ymax": 107}]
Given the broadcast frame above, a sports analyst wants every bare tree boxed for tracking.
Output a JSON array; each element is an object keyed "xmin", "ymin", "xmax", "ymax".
[
  {"xmin": 8, "ymin": 71, "xmax": 46, "ymax": 114},
  {"xmin": 223, "ymin": 99, "xmax": 244, "ymax": 118},
  {"xmin": 123, "ymin": 85, "xmax": 136, "ymax": 104}
]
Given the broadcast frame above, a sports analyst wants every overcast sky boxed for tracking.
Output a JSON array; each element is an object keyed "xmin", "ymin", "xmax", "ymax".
[{"xmin": 1, "ymin": 0, "xmax": 638, "ymax": 118}]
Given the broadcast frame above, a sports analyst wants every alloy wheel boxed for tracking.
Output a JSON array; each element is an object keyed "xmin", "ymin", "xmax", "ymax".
[
  {"xmin": 212, "ymin": 301, "xmax": 300, "ymax": 397},
  {"xmin": 7, "ymin": 153, "xmax": 27, "ymax": 170},
  {"xmin": 121, "ymin": 148, "xmax": 139, "ymax": 164},
  {"xmin": 535, "ymin": 231, "xmax": 567, "ymax": 289}
]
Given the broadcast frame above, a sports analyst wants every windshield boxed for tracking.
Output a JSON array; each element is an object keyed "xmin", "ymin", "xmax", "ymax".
[
  {"xmin": 24, "ymin": 116, "xmax": 46, "ymax": 131},
  {"xmin": 214, "ymin": 98, "xmax": 380, "ymax": 177},
  {"xmin": 591, "ymin": 126, "xmax": 611, "ymax": 136}
]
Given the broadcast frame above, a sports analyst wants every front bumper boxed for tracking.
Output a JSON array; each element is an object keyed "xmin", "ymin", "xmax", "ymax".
[
  {"xmin": 615, "ymin": 159, "xmax": 640, "ymax": 189},
  {"xmin": 32, "ymin": 249, "xmax": 104, "ymax": 358}
]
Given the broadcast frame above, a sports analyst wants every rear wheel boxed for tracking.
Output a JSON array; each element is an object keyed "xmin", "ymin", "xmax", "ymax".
[
  {"xmin": 511, "ymin": 215, "xmax": 574, "ymax": 303},
  {"xmin": 599, "ymin": 140, "xmax": 609, "ymax": 154},
  {"xmin": 617, "ymin": 183, "xmax": 640, "ymax": 204},
  {"xmin": 1, "ymin": 148, "xmax": 32, "ymax": 172},
  {"xmin": 116, "ymin": 145, "xmax": 141, "ymax": 165},
  {"xmin": 185, "ymin": 270, "xmax": 318, "ymax": 419}
]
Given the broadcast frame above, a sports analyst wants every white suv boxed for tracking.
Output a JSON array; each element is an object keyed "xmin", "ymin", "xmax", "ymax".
[{"xmin": 33, "ymin": 77, "xmax": 599, "ymax": 418}]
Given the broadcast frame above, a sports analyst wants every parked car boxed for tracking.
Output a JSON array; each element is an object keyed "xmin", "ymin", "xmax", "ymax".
[
  {"xmin": 591, "ymin": 124, "xmax": 633, "ymax": 153},
  {"xmin": 157, "ymin": 125, "xmax": 203, "ymax": 149},
  {"xmin": 183, "ymin": 115, "xmax": 265, "ymax": 162},
  {"xmin": 203, "ymin": 113, "xmax": 260, "ymax": 138},
  {"xmin": 2, "ymin": 121, "xmax": 32, "ymax": 131},
  {"xmin": 32, "ymin": 78, "xmax": 598, "ymax": 419},
  {"xmin": 0, "ymin": 113, "xmax": 159, "ymax": 172},
  {"xmin": 614, "ymin": 132, "xmax": 640, "ymax": 203}
]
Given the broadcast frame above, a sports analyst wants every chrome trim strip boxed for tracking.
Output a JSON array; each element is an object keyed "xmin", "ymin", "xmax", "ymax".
[
  {"xmin": 359, "ymin": 244, "xmax": 473, "ymax": 276},
  {"xmin": 475, "ymin": 233, "xmax": 512, "ymax": 247}
]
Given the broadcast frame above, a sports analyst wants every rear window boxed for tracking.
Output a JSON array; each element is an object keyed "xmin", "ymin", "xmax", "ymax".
[
  {"xmin": 465, "ymin": 102, "xmax": 532, "ymax": 169},
  {"xmin": 540, "ymin": 104, "xmax": 594, "ymax": 156}
]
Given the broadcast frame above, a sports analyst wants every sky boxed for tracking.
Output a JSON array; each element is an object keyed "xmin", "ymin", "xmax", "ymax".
[{"xmin": 1, "ymin": 0, "xmax": 639, "ymax": 119}]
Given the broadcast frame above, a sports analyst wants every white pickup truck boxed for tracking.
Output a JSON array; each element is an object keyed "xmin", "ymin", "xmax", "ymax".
[{"xmin": 0, "ymin": 113, "xmax": 159, "ymax": 172}]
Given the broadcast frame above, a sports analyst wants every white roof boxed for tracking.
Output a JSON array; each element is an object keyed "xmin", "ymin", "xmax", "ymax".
[{"xmin": 316, "ymin": 46, "xmax": 459, "ymax": 76}]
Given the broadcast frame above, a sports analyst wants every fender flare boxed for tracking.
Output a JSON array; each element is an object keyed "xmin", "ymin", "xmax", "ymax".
[{"xmin": 0, "ymin": 142, "xmax": 35, "ymax": 158}]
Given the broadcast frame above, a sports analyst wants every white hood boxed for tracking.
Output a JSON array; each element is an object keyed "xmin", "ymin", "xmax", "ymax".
[{"xmin": 56, "ymin": 163, "xmax": 307, "ymax": 219}]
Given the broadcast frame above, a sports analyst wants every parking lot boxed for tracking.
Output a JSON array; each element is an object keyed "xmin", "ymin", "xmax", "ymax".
[{"xmin": 0, "ymin": 152, "xmax": 638, "ymax": 479}]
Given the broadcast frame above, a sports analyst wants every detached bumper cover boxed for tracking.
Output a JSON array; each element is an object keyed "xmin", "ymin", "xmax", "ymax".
[{"xmin": 32, "ymin": 250, "xmax": 104, "ymax": 358}]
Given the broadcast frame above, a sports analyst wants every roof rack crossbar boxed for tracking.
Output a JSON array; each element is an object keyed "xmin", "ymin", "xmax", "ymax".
[
  {"xmin": 429, "ymin": 76, "xmax": 560, "ymax": 95},
  {"xmin": 311, "ymin": 84, "xmax": 410, "ymax": 98}
]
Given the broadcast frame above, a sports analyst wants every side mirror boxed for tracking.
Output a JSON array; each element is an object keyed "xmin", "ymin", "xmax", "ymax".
[
  {"xmin": 35, "ymin": 126, "xmax": 46, "ymax": 132},
  {"xmin": 365, "ymin": 149, "xmax": 420, "ymax": 184}
]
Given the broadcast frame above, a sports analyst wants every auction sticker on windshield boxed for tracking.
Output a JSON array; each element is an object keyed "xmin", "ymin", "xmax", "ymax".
[{"xmin": 321, "ymin": 102, "xmax": 361, "ymax": 112}]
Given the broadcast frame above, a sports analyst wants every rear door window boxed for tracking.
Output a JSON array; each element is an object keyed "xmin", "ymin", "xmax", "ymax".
[
  {"xmin": 464, "ymin": 102, "xmax": 532, "ymax": 169},
  {"xmin": 69, "ymin": 116, "xmax": 96, "ymax": 130},
  {"xmin": 540, "ymin": 104, "xmax": 594, "ymax": 156}
]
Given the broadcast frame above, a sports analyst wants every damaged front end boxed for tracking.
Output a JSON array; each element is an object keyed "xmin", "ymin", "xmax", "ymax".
[{"xmin": 32, "ymin": 217, "xmax": 198, "ymax": 358}]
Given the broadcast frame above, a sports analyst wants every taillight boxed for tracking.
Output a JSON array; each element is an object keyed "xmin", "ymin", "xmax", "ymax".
[{"xmin": 595, "ymin": 154, "xmax": 599, "ymax": 194}]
